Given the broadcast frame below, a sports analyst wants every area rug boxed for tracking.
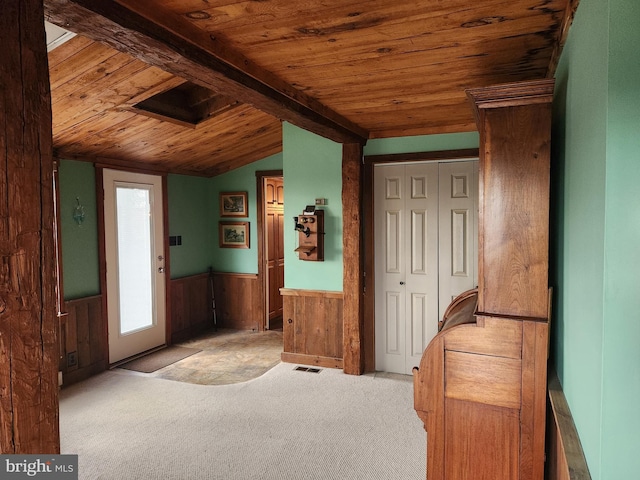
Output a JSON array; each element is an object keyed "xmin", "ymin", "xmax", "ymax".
[{"xmin": 118, "ymin": 346, "xmax": 201, "ymax": 373}]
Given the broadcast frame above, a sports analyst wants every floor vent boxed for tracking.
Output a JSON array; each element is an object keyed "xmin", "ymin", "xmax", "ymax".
[{"xmin": 294, "ymin": 366, "xmax": 322, "ymax": 373}]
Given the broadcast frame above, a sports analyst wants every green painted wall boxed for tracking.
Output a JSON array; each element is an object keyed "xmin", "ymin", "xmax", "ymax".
[
  {"xmin": 209, "ymin": 153, "xmax": 283, "ymax": 274},
  {"xmin": 283, "ymin": 123, "xmax": 344, "ymax": 290},
  {"xmin": 58, "ymin": 160, "xmax": 100, "ymax": 299},
  {"xmin": 167, "ymin": 174, "xmax": 214, "ymax": 279},
  {"xmin": 551, "ymin": 0, "xmax": 640, "ymax": 478},
  {"xmin": 364, "ymin": 131, "xmax": 479, "ymax": 156},
  {"xmin": 282, "ymin": 124, "xmax": 480, "ymax": 291},
  {"xmin": 601, "ymin": 0, "xmax": 640, "ymax": 477},
  {"xmin": 57, "ymin": 155, "xmax": 284, "ymax": 295}
]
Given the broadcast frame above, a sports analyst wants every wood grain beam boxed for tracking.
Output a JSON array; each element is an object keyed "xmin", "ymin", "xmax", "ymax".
[
  {"xmin": 342, "ymin": 143, "xmax": 364, "ymax": 375},
  {"xmin": 1, "ymin": 0, "xmax": 60, "ymax": 453},
  {"xmin": 44, "ymin": 0, "xmax": 368, "ymax": 144}
]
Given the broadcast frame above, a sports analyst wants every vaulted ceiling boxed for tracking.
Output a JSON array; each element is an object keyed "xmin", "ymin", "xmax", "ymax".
[{"xmin": 44, "ymin": 0, "xmax": 578, "ymax": 176}]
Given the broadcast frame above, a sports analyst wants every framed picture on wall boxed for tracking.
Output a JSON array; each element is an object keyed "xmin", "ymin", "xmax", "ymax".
[
  {"xmin": 219, "ymin": 221, "xmax": 250, "ymax": 249},
  {"xmin": 220, "ymin": 191, "xmax": 248, "ymax": 217}
]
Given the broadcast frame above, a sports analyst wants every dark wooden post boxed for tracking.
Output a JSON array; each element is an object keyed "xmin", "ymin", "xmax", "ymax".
[
  {"xmin": 342, "ymin": 143, "xmax": 364, "ymax": 375},
  {"xmin": 0, "ymin": 0, "xmax": 60, "ymax": 453}
]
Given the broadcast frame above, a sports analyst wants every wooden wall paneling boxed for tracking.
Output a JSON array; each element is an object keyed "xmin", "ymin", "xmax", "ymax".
[
  {"xmin": 75, "ymin": 301, "xmax": 91, "ymax": 369},
  {"xmin": 0, "ymin": 0, "xmax": 59, "ymax": 453},
  {"xmin": 342, "ymin": 142, "xmax": 364, "ymax": 374},
  {"xmin": 282, "ymin": 295, "xmax": 295, "ymax": 354},
  {"xmin": 546, "ymin": 370, "xmax": 592, "ymax": 480},
  {"xmin": 88, "ymin": 296, "xmax": 106, "ymax": 366},
  {"xmin": 171, "ymin": 280, "xmax": 186, "ymax": 337},
  {"xmin": 292, "ymin": 294, "xmax": 308, "ymax": 355},
  {"xmin": 281, "ymin": 289, "xmax": 344, "ymax": 369},
  {"xmin": 212, "ymin": 272, "xmax": 262, "ymax": 331},
  {"xmin": 170, "ymin": 273, "xmax": 212, "ymax": 343},
  {"xmin": 65, "ymin": 308, "xmax": 78, "ymax": 373},
  {"xmin": 61, "ymin": 295, "xmax": 107, "ymax": 386}
]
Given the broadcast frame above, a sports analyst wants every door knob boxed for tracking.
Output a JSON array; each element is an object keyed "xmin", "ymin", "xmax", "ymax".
[
  {"xmin": 400, "ymin": 281, "xmax": 405, "ymax": 285},
  {"xmin": 158, "ymin": 267, "xmax": 165, "ymax": 273}
]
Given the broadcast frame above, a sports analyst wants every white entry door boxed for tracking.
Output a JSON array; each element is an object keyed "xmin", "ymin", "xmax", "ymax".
[
  {"xmin": 103, "ymin": 169, "xmax": 166, "ymax": 363},
  {"xmin": 374, "ymin": 160, "xmax": 478, "ymax": 374}
]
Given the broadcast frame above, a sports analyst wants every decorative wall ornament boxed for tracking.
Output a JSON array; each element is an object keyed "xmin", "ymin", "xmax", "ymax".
[
  {"xmin": 73, "ymin": 197, "xmax": 85, "ymax": 225},
  {"xmin": 220, "ymin": 191, "xmax": 248, "ymax": 217},
  {"xmin": 219, "ymin": 221, "xmax": 250, "ymax": 248}
]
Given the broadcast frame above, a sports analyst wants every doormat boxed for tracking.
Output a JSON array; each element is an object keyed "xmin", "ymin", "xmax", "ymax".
[{"xmin": 118, "ymin": 346, "xmax": 201, "ymax": 373}]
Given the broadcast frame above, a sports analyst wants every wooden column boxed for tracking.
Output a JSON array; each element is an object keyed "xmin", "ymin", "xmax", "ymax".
[
  {"xmin": 342, "ymin": 143, "xmax": 364, "ymax": 375},
  {"xmin": 0, "ymin": 0, "xmax": 60, "ymax": 453}
]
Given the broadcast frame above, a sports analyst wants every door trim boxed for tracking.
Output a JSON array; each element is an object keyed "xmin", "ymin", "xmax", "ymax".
[
  {"xmin": 362, "ymin": 148, "xmax": 479, "ymax": 372},
  {"xmin": 256, "ymin": 169, "xmax": 283, "ymax": 331},
  {"xmin": 96, "ymin": 166, "xmax": 171, "ymax": 366}
]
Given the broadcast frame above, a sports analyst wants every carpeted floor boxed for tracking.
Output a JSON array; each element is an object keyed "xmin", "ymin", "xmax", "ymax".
[
  {"xmin": 117, "ymin": 328, "xmax": 283, "ymax": 385},
  {"xmin": 60, "ymin": 362, "xmax": 425, "ymax": 480}
]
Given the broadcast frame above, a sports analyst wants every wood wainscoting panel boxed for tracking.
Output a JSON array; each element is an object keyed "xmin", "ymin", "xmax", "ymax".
[
  {"xmin": 170, "ymin": 273, "xmax": 212, "ymax": 343},
  {"xmin": 281, "ymin": 289, "xmax": 344, "ymax": 369},
  {"xmin": 61, "ymin": 295, "xmax": 107, "ymax": 386},
  {"xmin": 212, "ymin": 272, "xmax": 263, "ymax": 331},
  {"xmin": 546, "ymin": 370, "xmax": 592, "ymax": 480}
]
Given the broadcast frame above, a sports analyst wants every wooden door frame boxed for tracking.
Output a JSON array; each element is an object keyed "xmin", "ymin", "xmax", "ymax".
[
  {"xmin": 96, "ymin": 166, "xmax": 171, "ymax": 365},
  {"xmin": 256, "ymin": 169, "xmax": 283, "ymax": 331},
  {"xmin": 359, "ymin": 148, "xmax": 479, "ymax": 373}
]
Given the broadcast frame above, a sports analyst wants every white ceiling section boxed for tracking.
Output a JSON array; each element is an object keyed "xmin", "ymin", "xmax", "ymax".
[{"xmin": 45, "ymin": 20, "xmax": 75, "ymax": 51}]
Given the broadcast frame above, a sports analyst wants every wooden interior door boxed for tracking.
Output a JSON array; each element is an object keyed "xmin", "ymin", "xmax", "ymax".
[{"xmin": 265, "ymin": 176, "xmax": 284, "ymax": 329}]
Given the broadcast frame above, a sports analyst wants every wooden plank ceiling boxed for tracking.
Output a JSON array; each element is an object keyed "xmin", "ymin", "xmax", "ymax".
[{"xmin": 45, "ymin": 0, "xmax": 577, "ymax": 177}]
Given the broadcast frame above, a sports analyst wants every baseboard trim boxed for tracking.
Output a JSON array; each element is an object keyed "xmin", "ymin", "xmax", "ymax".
[{"xmin": 281, "ymin": 353, "xmax": 343, "ymax": 369}]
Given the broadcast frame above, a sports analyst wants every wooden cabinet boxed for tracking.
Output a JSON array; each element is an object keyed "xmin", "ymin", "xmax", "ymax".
[{"xmin": 413, "ymin": 79, "xmax": 554, "ymax": 480}]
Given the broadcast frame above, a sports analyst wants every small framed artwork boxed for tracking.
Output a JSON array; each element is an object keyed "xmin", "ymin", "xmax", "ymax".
[
  {"xmin": 220, "ymin": 191, "xmax": 248, "ymax": 217},
  {"xmin": 219, "ymin": 221, "xmax": 250, "ymax": 249}
]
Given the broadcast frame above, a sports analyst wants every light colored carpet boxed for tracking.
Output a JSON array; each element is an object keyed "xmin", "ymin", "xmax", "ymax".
[{"xmin": 60, "ymin": 363, "xmax": 426, "ymax": 479}]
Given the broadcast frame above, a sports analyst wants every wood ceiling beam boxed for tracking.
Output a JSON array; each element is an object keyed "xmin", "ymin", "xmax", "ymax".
[{"xmin": 44, "ymin": 0, "xmax": 368, "ymax": 144}]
